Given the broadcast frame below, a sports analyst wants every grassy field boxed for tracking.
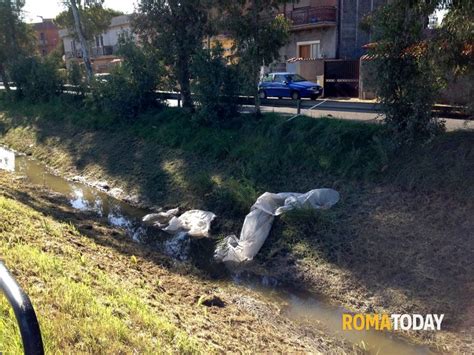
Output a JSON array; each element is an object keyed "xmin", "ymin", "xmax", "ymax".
[{"xmin": 0, "ymin": 96, "xmax": 473, "ymax": 352}]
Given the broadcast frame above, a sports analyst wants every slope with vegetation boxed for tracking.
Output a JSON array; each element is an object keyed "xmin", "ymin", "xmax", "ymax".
[
  {"xmin": 0, "ymin": 171, "xmax": 357, "ymax": 353},
  {"xmin": 0, "ymin": 96, "xmax": 473, "ymax": 353}
]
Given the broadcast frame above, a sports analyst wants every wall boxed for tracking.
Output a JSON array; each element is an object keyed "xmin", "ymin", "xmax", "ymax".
[
  {"xmin": 280, "ymin": 27, "xmax": 337, "ymax": 60},
  {"xmin": 294, "ymin": 59, "xmax": 325, "ymax": 83},
  {"xmin": 33, "ymin": 20, "xmax": 60, "ymax": 56},
  {"xmin": 338, "ymin": 0, "xmax": 387, "ymax": 59},
  {"xmin": 358, "ymin": 57, "xmax": 377, "ymax": 99}
]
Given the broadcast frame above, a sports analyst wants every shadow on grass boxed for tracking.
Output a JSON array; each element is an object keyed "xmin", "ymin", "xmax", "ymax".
[{"xmin": 1, "ymin": 97, "xmax": 473, "ymax": 332}]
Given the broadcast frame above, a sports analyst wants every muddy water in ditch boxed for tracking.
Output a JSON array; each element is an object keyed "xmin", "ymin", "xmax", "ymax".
[{"xmin": 1, "ymin": 148, "xmax": 431, "ymax": 354}]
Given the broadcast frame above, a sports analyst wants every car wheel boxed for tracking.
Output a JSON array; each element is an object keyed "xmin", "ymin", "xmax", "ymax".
[
  {"xmin": 258, "ymin": 90, "xmax": 267, "ymax": 99},
  {"xmin": 291, "ymin": 91, "xmax": 300, "ymax": 100}
]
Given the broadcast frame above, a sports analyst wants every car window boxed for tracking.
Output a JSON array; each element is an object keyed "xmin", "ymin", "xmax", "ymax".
[
  {"xmin": 274, "ymin": 75, "xmax": 286, "ymax": 83},
  {"xmin": 261, "ymin": 75, "xmax": 272, "ymax": 83},
  {"xmin": 286, "ymin": 74, "xmax": 306, "ymax": 82}
]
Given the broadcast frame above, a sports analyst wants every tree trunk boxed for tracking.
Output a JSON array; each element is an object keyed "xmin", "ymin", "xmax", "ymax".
[
  {"xmin": 253, "ymin": 62, "xmax": 262, "ymax": 118},
  {"xmin": 177, "ymin": 54, "xmax": 194, "ymax": 111},
  {"xmin": 70, "ymin": 0, "xmax": 93, "ymax": 82},
  {"xmin": 254, "ymin": 86, "xmax": 261, "ymax": 116},
  {"xmin": 0, "ymin": 63, "xmax": 11, "ymax": 94}
]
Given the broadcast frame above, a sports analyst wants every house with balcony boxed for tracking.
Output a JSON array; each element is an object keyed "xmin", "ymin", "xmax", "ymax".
[
  {"xmin": 59, "ymin": 15, "xmax": 134, "ymax": 73},
  {"xmin": 275, "ymin": 0, "xmax": 387, "ymax": 83}
]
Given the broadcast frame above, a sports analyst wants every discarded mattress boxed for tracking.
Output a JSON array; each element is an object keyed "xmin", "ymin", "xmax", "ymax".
[
  {"xmin": 214, "ymin": 188, "xmax": 340, "ymax": 264},
  {"xmin": 143, "ymin": 208, "xmax": 216, "ymax": 238}
]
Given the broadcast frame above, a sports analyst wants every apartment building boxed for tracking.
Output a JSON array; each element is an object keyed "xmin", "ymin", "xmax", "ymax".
[
  {"xmin": 59, "ymin": 15, "xmax": 133, "ymax": 72},
  {"xmin": 32, "ymin": 19, "xmax": 60, "ymax": 57},
  {"xmin": 276, "ymin": 0, "xmax": 386, "ymax": 82}
]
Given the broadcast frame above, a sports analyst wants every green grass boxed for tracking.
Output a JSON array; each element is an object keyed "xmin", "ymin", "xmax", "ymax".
[
  {"xmin": 2, "ymin": 95, "xmax": 471, "ymax": 200},
  {"xmin": 0, "ymin": 195, "xmax": 202, "ymax": 354}
]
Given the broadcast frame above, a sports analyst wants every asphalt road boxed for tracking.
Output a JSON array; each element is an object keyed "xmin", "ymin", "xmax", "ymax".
[
  {"xmin": 1, "ymin": 85, "xmax": 471, "ymax": 132},
  {"xmin": 240, "ymin": 99, "xmax": 474, "ymax": 132}
]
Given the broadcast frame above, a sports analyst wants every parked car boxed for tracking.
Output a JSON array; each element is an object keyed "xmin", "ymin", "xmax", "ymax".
[
  {"xmin": 258, "ymin": 72, "xmax": 323, "ymax": 100},
  {"xmin": 94, "ymin": 73, "xmax": 112, "ymax": 83}
]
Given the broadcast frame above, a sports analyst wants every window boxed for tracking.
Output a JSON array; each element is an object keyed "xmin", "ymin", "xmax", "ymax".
[
  {"xmin": 286, "ymin": 74, "xmax": 307, "ymax": 82},
  {"xmin": 95, "ymin": 35, "xmax": 104, "ymax": 47},
  {"xmin": 274, "ymin": 75, "xmax": 287, "ymax": 83},
  {"xmin": 261, "ymin": 74, "xmax": 272, "ymax": 82},
  {"xmin": 297, "ymin": 41, "xmax": 321, "ymax": 59}
]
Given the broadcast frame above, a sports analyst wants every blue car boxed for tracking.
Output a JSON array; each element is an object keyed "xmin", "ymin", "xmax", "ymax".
[{"xmin": 258, "ymin": 72, "xmax": 323, "ymax": 100}]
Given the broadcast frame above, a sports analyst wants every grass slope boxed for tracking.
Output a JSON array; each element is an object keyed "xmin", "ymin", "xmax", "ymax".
[
  {"xmin": 0, "ymin": 193, "xmax": 201, "ymax": 353},
  {"xmin": 0, "ymin": 96, "xmax": 473, "ymax": 353}
]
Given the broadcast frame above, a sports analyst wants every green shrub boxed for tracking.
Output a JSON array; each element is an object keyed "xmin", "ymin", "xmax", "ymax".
[
  {"xmin": 191, "ymin": 45, "xmax": 240, "ymax": 125},
  {"xmin": 66, "ymin": 61, "xmax": 87, "ymax": 97},
  {"xmin": 10, "ymin": 56, "xmax": 63, "ymax": 102},
  {"xmin": 89, "ymin": 40, "xmax": 163, "ymax": 119}
]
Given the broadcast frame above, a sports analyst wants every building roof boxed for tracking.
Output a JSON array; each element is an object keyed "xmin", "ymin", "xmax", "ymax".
[
  {"xmin": 110, "ymin": 15, "xmax": 131, "ymax": 27},
  {"xmin": 32, "ymin": 19, "xmax": 58, "ymax": 31},
  {"xmin": 58, "ymin": 15, "xmax": 131, "ymax": 38}
]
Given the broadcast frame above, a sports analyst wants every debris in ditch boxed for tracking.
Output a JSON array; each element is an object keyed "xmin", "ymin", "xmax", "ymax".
[
  {"xmin": 214, "ymin": 188, "xmax": 340, "ymax": 264},
  {"xmin": 0, "ymin": 147, "xmax": 15, "ymax": 172},
  {"xmin": 164, "ymin": 232, "xmax": 190, "ymax": 260},
  {"xmin": 143, "ymin": 208, "xmax": 216, "ymax": 238}
]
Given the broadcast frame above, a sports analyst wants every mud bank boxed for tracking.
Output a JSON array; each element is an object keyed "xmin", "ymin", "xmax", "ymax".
[{"xmin": 1, "ymin": 103, "xmax": 473, "ymax": 352}]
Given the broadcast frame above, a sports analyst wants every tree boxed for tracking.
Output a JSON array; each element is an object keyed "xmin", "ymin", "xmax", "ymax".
[
  {"xmin": 134, "ymin": 0, "xmax": 210, "ymax": 111},
  {"xmin": 221, "ymin": 0, "xmax": 290, "ymax": 116},
  {"xmin": 0, "ymin": 0, "xmax": 30, "ymax": 93},
  {"xmin": 368, "ymin": 0, "xmax": 473, "ymax": 143},
  {"xmin": 89, "ymin": 39, "xmax": 163, "ymax": 118},
  {"xmin": 369, "ymin": 0, "xmax": 444, "ymax": 144},
  {"xmin": 433, "ymin": 0, "xmax": 474, "ymax": 113},
  {"xmin": 57, "ymin": 1, "xmax": 121, "ymax": 82},
  {"xmin": 191, "ymin": 44, "xmax": 240, "ymax": 124}
]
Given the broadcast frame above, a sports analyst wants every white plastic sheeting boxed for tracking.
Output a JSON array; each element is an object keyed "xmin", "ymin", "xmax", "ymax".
[
  {"xmin": 214, "ymin": 188, "xmax": 340, "ymax": 264},
  {"xmin": 0, "ymin": 147, "xmax": 15, "ymax": 172},
  {"xmin": 143, "ymin": 208, "xmax": 216, "ymax": 238}
]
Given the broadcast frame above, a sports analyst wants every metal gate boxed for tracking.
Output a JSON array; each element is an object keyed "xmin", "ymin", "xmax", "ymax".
[{"xmin": 323, "ymin": 60, "xmax": 360, "ymax": 97}]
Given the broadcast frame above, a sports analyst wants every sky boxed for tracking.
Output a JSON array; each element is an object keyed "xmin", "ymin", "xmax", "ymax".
[
  {"xmin": 23, "ymin": 1, "xmax": 448, "ymax": 24},
  {"xmin": 23, "ymin": 0, "xmax": 137, "ymax": 23}
]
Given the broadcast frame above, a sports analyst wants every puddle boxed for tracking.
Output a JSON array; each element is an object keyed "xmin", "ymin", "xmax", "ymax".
[
  {"xmin": 0, "ymin": 147, "xmax": 432, "ymax": 354},
  {"xmin": 233, "ymin": 271, "xmax": 432, "ymax": 354}
]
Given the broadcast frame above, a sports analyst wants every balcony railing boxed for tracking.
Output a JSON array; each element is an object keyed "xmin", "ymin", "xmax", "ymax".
[
  {"xmin": 284, "ymin": 6, "xmax": 337, "ymax": 28},
  {"xmin": 91, "ymin": 45, "xmax": 116, "ymax": 57},
  {"xmin": 66, "ymin": 45, "xmax": 118, "ymax": 59}
]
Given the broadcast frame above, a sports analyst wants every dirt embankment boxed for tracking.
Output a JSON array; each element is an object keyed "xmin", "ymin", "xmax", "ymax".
[
  {"xmin": 0, "ymin": 172, "xmax": 355, "ymax": 353},
  {"xmin": 1, "ymin": 105, "xmax": 473, "ymax": 353}
]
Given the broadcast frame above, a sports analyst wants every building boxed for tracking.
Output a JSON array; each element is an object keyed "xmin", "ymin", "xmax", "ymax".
[
  {"xmin": 59, "ymin": 15, "xmax": 133, "ymax": 73},
  {"xmin": 275, "ymin": 0, "xmax": 387, "ymax": 83},
  {"xmin": 338, "ymin": 0, "xmax": 387, "ymax": 59},
  {"xmin": 32, "ymin": 19, "xmax": 60, "ymax": 56}
]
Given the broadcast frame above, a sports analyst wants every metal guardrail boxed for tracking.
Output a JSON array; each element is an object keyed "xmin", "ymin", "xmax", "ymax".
[
  {"xmin": 0, "ymin": 261, "xmax": 44, "ymax": 355},
  {"xmin": 0, "ymin": 85, "xmax": 470, "ymax": 120}
]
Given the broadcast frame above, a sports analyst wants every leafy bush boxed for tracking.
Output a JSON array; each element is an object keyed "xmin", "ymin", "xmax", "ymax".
[
  {"xmin": 67, "ymin": 61, "xmax": 87, "ymax": 97},
  {"xmin": 191, "ymin": 45, "xmax": 240, "ymax": 125},
  {"xmin": 370, "ymin": 1, "xmax": 445, "ymax": 144},
  {"xmin": 10, "ymin": 56, "xmax": 63, "ymax": 102},
  {"xmin": 89, "ymin": 40, "xmax": 163, "ymax": 119}
]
